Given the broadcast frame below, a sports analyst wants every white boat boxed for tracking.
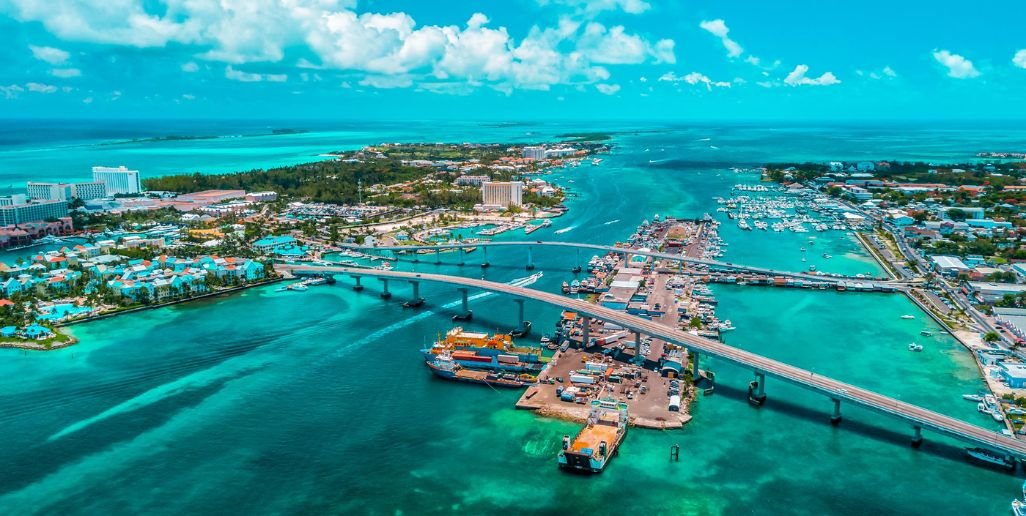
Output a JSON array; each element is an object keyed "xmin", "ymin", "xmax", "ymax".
[
  {"xmin": 908, "ymin": 343, "xmax": 923, "ymax": 352},
  {"xmin": 900, "ymin": 315, "xmax": 915, "ymax": 320},
  {"xmin": 718, "ymin": 320, "xmax": 736, "ymax": 332},
  {"xmin": 1012, "ymin": 499, "xmax": 1025, "ymax": 516},
  {"xmin": 962, "ymin": 393, "xmax": 984, "ymax": 402}
]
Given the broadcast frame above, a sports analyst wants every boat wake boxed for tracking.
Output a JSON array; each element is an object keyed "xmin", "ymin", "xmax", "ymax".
[
  {"xmin": 603, "ymin": 219, "xmax": 620, "ymax": 225},
  {"xmin": 554, "ymin": 226, "xmax": 576, "ymax": 234},
  {"xmin": 45, "ymin": 274, "xmax": 543, "ymax": 442}
]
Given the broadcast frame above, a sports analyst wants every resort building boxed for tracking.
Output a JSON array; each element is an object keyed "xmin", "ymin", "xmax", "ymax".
[
  {"xmin": 522, "ymin": 146, "xmax": 546, "ymax": 160},
  {"xmin": 27, "ymin": 181, "xmax": 107, "ymax": 201},
  {"xmin": 0, "ymin": 199, "xmax": 69, "ymax": 225},
  {"xmin": 455, "ymin": 175, "xmax": 490, "ymax": 186},
  {"xmin": 480, "ymin": 181, "xmax": 523, "ymax": 208},
  {"xmin": 92, "ymin": 166, "xmax": 142, "ymax": 195}
]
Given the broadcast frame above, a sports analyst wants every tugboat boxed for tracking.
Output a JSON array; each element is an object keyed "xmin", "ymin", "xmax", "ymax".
[
  {"xmin": 965, "ymin": 447, "xmax": 1016, "ymax": 472},
  {"xmin": 402, "ymin": 297, "xmax": 425, "ymax": 308},
  {"xmin": 558, "ymin": 398, "xmax": 629, "ymax": 473},
  {"xmin": 510, "ymin": 321, "xmax": 533, "ymax": 338}
]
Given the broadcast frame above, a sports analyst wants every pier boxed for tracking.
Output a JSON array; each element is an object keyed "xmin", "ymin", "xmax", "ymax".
[{"xmin": 281, "ymin": 263, "xmax": 1026, "ymax": 459}]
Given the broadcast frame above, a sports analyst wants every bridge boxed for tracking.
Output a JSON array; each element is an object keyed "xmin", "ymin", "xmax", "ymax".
[
  {"xmin": 282, "ymin": 263, "xmax": 1026, "ymax": 459},
  {"xmin": 339, "ymin": 241, "xmax": 893, "ymax": 285}
]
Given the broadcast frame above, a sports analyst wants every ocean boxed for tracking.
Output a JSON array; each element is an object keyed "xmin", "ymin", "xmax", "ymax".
[{"xmin": 0, "ymin": 120, "xmax": 1022, "ymax": 514}]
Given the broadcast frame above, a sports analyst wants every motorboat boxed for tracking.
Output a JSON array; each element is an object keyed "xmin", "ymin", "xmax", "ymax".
[
  {"xmin": 908, "ymin": 343, "xmax": 923, "ymax": 352},
  {"xmin": 900, "ymin": 315, "xmax": 915, "ymax": 320}
]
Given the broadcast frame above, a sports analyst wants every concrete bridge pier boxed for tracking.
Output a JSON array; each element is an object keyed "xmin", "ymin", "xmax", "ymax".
[
  {"xmin": 691, "ymin": 351, "xmax": 700, "ymax": 378},
  {"xmin": 435, "ymin": 249, "xmax": 441, "ymax": 264},
  {"xmin": 526, "ymin": 247, "xmax": 535, "ymax": 270},
  {"xmin": 410, "ymin": 280, "xmax": 421, "ymax": 300},
  {"xmin": 481, "ymin": 246, "xmax": 490, "ymax": 268},
  {"xmin": 749, "ymin": 371, "xmax": 767, "ymax": 406},
  {"xmin": 911, "ymin": 425, "xmax": 923, "ymax": 448},
  {"xmin": 379, "ymin": 278, "xmax": 392, "ymax": 299},
  {"xmin": 457, "ymin": 247, "xmax": 465, "ymax": 266},
  {"xmin": 454, "ymin": 288, "xmax": 472, "ymax": 320},
  {"xmin": 830, "ymin": 398, "xmax": 842, "ymax": 425},
  {"xmin": 581, "ymin": 316, "xmax": 591, "ymax": 347},
  {"xmin": 352, "ymin": 275, "xmax": 364, "ymax": 291},
  {"xmin": 634, "ymin": 332, "xmax": 644, "ymax": 365},
  {"xmin": 513, "ymin": 299, "xmax": 528, "ymax": 333}
]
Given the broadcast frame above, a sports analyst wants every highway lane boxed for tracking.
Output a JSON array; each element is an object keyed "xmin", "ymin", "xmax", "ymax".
[{"xmin": 283, "ymin": 264, "xmax": 1026, "ymax": 458}]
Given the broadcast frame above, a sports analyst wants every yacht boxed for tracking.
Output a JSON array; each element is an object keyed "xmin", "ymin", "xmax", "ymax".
[
  {"xmin": 900, "ymin": 315, "xmax": 915, "ymax": 320},
  {"xmin": 907, "ymin": 343, "xmax": 923, "ymax": 352}
]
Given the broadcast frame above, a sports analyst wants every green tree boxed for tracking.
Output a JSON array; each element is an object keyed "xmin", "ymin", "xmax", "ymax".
[{"xmin": 984, "ymin": 331, "xmax": 1001, "ymax": 343}]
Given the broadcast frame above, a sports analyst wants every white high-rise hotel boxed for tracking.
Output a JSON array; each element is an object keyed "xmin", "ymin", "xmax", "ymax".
[
  {"xmin": 92, "ymin": 166, "xmax": 142, "ymax": 195},
  {"xmin": 481, "ymin": 181, "xmax": 523, "ymax": 208}
]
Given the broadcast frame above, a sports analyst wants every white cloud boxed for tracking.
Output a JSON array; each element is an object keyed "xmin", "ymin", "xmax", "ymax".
[
  {"xmin": 538, "ymin": 0, "xmax": 650, "ymax": 15},
  {"xmin": 783, "ymin": 64, "xmax": 840, "ymax": 86},
  {"xmin": 26, "ymin": 82, "xmax": 58, "ymax": 93},
  {"xmin": 699, "ymin": 19, "xmax": 742, "ymax": 58},
  {"xmin": 932, "ymin": 50, "xmax": 979, "ymax": 79},
  {"xmin": 225, "ymin": 65, "xmax": 287, "ymax": 83},
  {"xmin": 1, "ymin": 85, "xmax": 25, "ymax": 99},
  {"xmin": 1013, "ymin": 50, "xmax": 1026, "ymax": 69},
  {"xmin": 3, "ymin": 2, "xmax": 674, "ymax": 94},
  {"xmin": 658, "ymin": 71, "xmax": 731, "ymax": 90},
  {"xmin": 595, "ymin": 83, "xmax": 620, "ymax": 95},
  {"xmin": 51, "ymin": 68, "xmax": 81, "ymax": 78},
  {"xmin": 29, "ymin": 45, "xmax": 69, "ymax": 65}
]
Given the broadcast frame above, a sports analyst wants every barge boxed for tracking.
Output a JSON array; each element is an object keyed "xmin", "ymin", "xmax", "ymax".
[
  {"xmin": 557, "ymin": 398, "xmax": 629, "ymax": 473},
  {"xmin": 426, "ymin": 353, "xmax": 534, "ymax": 388}
]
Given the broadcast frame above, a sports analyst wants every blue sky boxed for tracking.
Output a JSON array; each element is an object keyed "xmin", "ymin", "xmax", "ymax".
[{"xmin": 2, "ymin": 0, "xmax": 1026, "ymax": 120}]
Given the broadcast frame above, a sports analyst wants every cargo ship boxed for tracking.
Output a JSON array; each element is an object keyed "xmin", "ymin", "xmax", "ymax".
[
  {"xmin": 557, "ymin": 398, "xmax": 629, "ymax": 473},
  {"xmin": 425, "ymin": 353, "xmax": 535, "ymax": 388},
  {"xmin": 422, "ymin": 327, "xmax": 547, "ymax": 373}
]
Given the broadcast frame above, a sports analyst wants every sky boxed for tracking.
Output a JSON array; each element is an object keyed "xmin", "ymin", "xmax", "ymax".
[{"xmin": 1, "ymin": 0, "xmax": 1026, "ymax": 121}]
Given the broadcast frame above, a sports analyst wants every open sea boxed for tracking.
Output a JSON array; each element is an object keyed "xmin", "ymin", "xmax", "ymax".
[{"xmin": 0, "ymin": 120, "xmax": 1025, "ymax": 514}]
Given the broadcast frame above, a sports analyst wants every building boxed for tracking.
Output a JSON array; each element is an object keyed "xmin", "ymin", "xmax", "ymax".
[
  {"xmin": 999, "ymin": 362, "xmax": 1026, "ymax": 389},
  {"xmin": 0, "ymin": 200, "xmax": 69, "ymax": 225},
  {"xmin": 27, "ymin": 181, "xmax": 107, "ymax": 201},
  {"xmin": 931, "ymin": 255, "xmax": 969, "ymax": 276},
  {"xmin": 245, "ymin": 191, "xmax": 278, "ymax": 202},
  {"xmin": 481, "ymin": 181, "xmax": 523, "ymax": 208},
  {"xmin": 522, "ymin": 146, "xmax": 546, "ymax": 160},
  {"xmin": 967, "ymin": 282, "xmax": 1026, "ymax": 304},
  {"xmin": 92, "ymin": 166, "xmax": 142, "ymax": 195},
  {"xmin": 455, "ymin": 175, "xmax": 490, "ymax": 186}
]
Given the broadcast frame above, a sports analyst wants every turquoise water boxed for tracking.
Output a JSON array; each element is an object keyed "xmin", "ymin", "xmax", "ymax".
[{"xmin": 0, "ymin": 121, "xmax": 1023, "ymax": 514}]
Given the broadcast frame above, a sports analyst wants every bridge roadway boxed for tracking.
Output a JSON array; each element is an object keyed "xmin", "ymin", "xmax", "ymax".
[
  {"xmin": 340, "ymin": 241, "xmax": 891, "ymax": 285},
  {"xmin": 284, "ymin": 264, "xmax": 1026, "ymax": 458}
]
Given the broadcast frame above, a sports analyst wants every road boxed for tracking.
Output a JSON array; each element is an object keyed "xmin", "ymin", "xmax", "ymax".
[
  {"xmin": 282, "ymin": 264, "xmax": 1026, "ymax": 458},
  {"xmin": 340, "ymin": 241, "xmax": 895, "ymax": 285}
]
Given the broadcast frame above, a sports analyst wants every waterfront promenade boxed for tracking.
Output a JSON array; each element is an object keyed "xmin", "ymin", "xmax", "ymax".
[
  {"xmin": 341, "ymin": 241, "xmax": 891, "ymax": 285},
  {"xmin": 283, "ymin": 263, "xmax": 1026, "ymax": 458}
]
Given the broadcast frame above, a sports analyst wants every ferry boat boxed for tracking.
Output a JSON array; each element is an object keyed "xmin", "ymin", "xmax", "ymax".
[
  {"xmin": 557, "ymin": 398, "xmax": 629, "ymax": 473},
  {"xmin": 965, "ymin": 447, "xmax": 1016, "ymax": 471},
  {"xmin": 422, "ymin": 327, "xmax": 546, "ymax": 373},
  {"xmin": 425, "ymin": 353, "xmax": 534, "ymax": 388}
]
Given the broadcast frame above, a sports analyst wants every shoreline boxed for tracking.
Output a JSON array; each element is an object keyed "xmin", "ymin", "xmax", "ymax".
[{"xmin": 0, "ymin": 277, "xmax": 287, "ymax": 352}]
